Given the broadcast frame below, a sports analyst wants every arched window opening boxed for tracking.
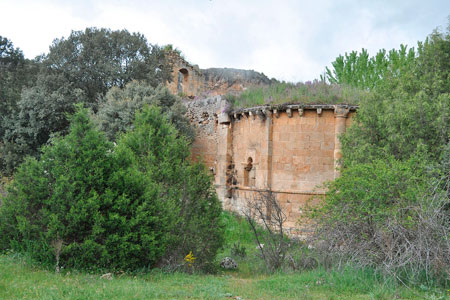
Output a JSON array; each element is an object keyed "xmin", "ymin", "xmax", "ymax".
[
  {"xmin": 244, "ymin": 157, "xmax": 255, "ymax": 187},
  {"xmin": 177, "ymin": 68, "xmax": 189, "ymax": 95}
]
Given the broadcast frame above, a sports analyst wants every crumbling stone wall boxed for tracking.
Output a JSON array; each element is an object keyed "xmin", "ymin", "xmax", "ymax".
[
  {"xmin": 187, "ymin": 99, "xmax": 356, "ymax": 236},
  {"xmin": 184, "ymin": 96, "xmax": 223, "ymax": 172},
  {"xmin": 166, "ymin": 51, "xmax": 204, "ymax": 98},
  {"xmin": 166, "ymin": 51, "xmax": 271, "ymax": 97}
]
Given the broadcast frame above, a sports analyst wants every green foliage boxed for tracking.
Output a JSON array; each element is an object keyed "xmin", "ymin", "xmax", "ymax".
[
  {"xmin": 115, "ymin": 106, "xmax": 224, "ymax": 270},
  {"xmin": 0, "ymin": 36, "xmax": 38, "ymax": 139},
  {"xmin": 313, "ymin": 24, "xmax": 450, "ymax": 284},
  {"xmin": 230, "ymin": 242, "xmax": 247, "ymax": 258},
  {"xmin": 340, "ymin": 28, "xmax": 449, "ymax": 167},
  {"xmin": 315, "ymin": 157, "xmax": 428, "ymax": 228},
  {"xmin": 0, "ymin": 106, "xmax": 169, "ymax": 270},
  {"xmin": 0, "ymin": 105, "xmax": 223, "ymax": 272},
  {"xmin": 43, "ymin": 28, "xmax": 170, "ymax": 108},
  {"xmin": 323, "ymin": 45, "xmax": 416, "ymax": 89},
  {"xmin": 227, "ymin": 80, "xmax": 366, "ymax": 109},
  {"xmin": 0, "ymin": 75, "xmax": 87, "ymax": 174},
  {"xmin": 0, "ymin": 28, "xmax": 171, "ymax": 175},
  {"xmin": 96, "ymin": 81, "xmax": 194, "ymax": 142}
]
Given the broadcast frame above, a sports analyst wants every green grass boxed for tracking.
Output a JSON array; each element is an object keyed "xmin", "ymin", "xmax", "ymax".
[
  {"xmin": 1, "ymin": 254, "xmax": 445, "ymax": 300},
  {"xmin": 227, "ymin": 81, "xmax": 368, "ymax": 109},
  {"xmin": 0, "ymin": 213, "xmax": 448, "ymax": 299}
]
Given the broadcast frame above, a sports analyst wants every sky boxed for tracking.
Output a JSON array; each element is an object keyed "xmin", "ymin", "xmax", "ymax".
[{"xmin": 1, "ymin": 0, "xmax": 448, "ymax": 82}]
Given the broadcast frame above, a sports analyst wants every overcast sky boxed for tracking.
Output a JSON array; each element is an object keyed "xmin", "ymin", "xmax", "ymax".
[{"xmin": 1, "ymin": 0, "xmax": 448, "ymax": 82}]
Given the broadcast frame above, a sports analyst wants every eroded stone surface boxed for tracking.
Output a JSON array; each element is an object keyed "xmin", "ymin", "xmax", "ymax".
[
  {"xmin": 165, "ymin": 51, "xmax": 272, "ymax": 98},
  {"xmin": 185, "ymin": 99, "xmax": 356, "ymax": 236}
]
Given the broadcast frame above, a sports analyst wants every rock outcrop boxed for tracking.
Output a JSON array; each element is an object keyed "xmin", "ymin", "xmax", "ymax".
[{"xmin": 220, "ymin": 257, "xmax": 238, "ymax": 269}]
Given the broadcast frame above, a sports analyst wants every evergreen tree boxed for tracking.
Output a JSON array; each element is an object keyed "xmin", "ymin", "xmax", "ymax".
[{"xmin": 0, "ymin": 105, "xmax": 223, "ymax": 271}]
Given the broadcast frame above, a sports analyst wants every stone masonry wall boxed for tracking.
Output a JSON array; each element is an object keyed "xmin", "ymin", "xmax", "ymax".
[
  {"xmin": 166, "ymin": 51, "xmax": 272, "ymax": 98},
  {"xmin": 185, "ymin": 97, "xmax": 356, "ymax": 236},
  {"xmin": 184, "ymin": 96, "xmax": 223, "ymax": 172}
]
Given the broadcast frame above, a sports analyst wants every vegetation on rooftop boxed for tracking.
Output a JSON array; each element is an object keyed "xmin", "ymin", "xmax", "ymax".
[{"xmin": 226, "ymin": 81, "xmax": 367, "ymax": 109}]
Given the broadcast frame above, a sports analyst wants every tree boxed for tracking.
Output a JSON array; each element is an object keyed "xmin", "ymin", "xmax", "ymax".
[
  {"xmin": 0, "ymin": 36, "xmax": 38, "ymax": 138},
  {"xmin": 0, "ymin": 74, "xmax": 86, "ymax": 174},
  {"xmin": 96, "ymin": 81, "xmax": 194, "ymax": 142},
  {"xmin": 0, "ymin": 105, "xmax": 224, "ymax": 272},
  {"xmin": 43, "ymin": 27, "xmax": 171, "ymax": 109},
  {"xmin": 323, "ymin": 45, "xmax": 416, "ymax": 90},
  {"xmin": 339, "ymin": 27, "xmax": 450, "ymax": 166},
  {"xmin": 312, "ymin": 23, "xmax": 450, "ymax": 283},
  {"xmin": 0, "ymin": 105, "xmax": 171, "ymax": 270},
  {"xmin": 0, "ymin": 28, "xmax": 172, "ymax": 175},
  {"xmin": 115, "ymin": 106, "xmax": 224, "ymax": 270}
]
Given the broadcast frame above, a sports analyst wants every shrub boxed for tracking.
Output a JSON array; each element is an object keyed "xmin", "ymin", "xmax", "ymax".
[
  {"xmin": 0, "ymin": 105, "xmax": 170, "ymax": 270},
  {"xmin": 309, "ymin": 156, "xmax": 450, "ymax": 284},
  {"xmin": 243, "ymin": 191, "xmax": 291, "ymax": 271},
  {"xmin": 96, "ymin": 81, "xmax": 194, "ymax": 142},
  {"xmin": 116, "ymin": 106, "xmax": 224, "ymax": 271},
  {"xmin": 0, "ymin": 105, "xmax": 224, "ymax": 272}
]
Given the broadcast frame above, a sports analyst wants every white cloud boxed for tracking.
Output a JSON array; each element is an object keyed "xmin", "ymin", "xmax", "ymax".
[{"xmin": 1, "ymin": 0, "xmax": 448, "ymax": 81}]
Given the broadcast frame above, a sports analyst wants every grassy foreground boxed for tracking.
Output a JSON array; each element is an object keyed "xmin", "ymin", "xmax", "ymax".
[
  {"xmin": 0, "ymin": 254, "xmax": 441, "ymax": 300},
  {"xmin": 0, "ymin": 213, "xmax": 448, "ymax": 299}
]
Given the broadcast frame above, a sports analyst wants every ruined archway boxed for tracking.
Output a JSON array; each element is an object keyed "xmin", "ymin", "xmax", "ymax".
[{"xmin": 177, "ymin": 68, "xmax": 189, "ymax": 94}]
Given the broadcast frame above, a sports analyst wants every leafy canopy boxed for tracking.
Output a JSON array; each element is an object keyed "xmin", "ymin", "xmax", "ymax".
[
  {"xmin": 0, "ymin": 28, "xmax": 177, "ymax": 175},
  {"xmin": 96, "ymin": 80, "xmax": 194, "ymax": 142}
]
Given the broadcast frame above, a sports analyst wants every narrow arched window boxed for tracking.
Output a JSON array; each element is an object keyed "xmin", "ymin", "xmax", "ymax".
[
  {"xmin": 244, "ymin": 157, "xmax": 255, "ymax": 187},
  {"xmin": 177, "ymin": 68, "xmax": 189, "ymax": 94}
]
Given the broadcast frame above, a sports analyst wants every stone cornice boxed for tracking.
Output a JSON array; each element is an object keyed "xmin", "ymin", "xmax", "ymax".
[{"xmin": 230, "ymin": 104, "xmax": 358, "ymax": 120}]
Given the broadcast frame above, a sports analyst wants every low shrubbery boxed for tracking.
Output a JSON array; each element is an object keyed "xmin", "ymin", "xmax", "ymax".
[
  {"xmin": 308, "ymin": 157, "xmax": 450, "ymax": 284},
  {"xmin": 226, "ymin": 80, "xmax": 366, "ymax": 109},
  {"xmin": 0, "ymin": 105, "xmax": 224, "ymax": 272}
]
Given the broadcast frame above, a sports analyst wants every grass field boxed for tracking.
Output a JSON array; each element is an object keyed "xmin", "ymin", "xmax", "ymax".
[
  {"xmin": 0, "ymin": 213, "xmax": 448, "ymax": 299},
  {"xmin": 2, "ymin": 254, "xmax": 443, "ymax": 300}
]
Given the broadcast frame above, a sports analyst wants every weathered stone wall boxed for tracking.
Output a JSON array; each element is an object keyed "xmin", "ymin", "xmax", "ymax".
[
  {"xmin": 166, "ymin": 51, "xmax": 271, "ymax": 97},
  {"xmin": 184, "ymin": 96, "xmax": 223, "ymax": 172},
  {"xmin": 166, "ymin": 51, "xmax": 204, "ymax": 98},
  {"xmin": 185, "ymin": 99, "xmax": 356, "ymax": 235}
]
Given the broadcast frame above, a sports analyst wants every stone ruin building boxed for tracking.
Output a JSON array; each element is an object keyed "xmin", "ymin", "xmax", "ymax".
[
  {"xmin": 186, "ymin": 98, "xmax": 356, "ymax": 236},
  {"xmin": 166, "ymin": 52, "xmax": 356, "ymax": 236},
  {"xmin": 165, "ymin": 50, "xmax": 273, "ymax": 98}
]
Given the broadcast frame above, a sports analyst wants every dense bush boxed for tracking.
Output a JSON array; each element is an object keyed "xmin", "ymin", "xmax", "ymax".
[
  {"xmin": 0, "ymin": 105, "xmax": 224, "ymax": 272},
  {"xmin": 311, "ymin": 157, "xmax": 450, "ymax": 282},
  {"xmin": 114, "ymin": 106, "xmax": 224, "ymax": 270},
  {"xmin": 310, "ymin": 24, "xmax": 450, "ymax": 285},
  {"xmin": 96, "ymin": 81, "xmax": 194, "ymax": 142}
]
